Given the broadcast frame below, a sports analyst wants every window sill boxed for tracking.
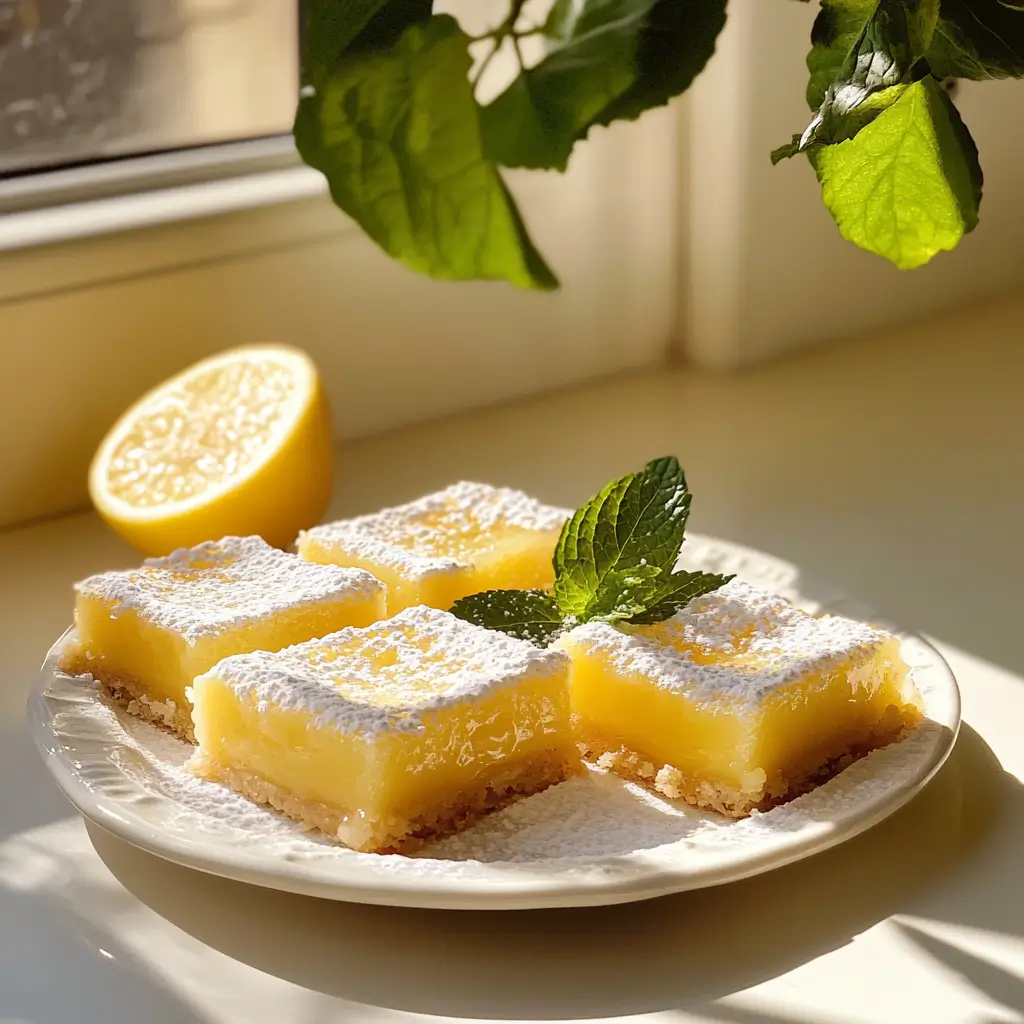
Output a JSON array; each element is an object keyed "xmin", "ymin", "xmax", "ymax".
[
  {"xmin": 0, "ymin": 139, "xmax": 347, "ymax": 305},
  {"xmin": 0, "ymin": 165, "xmax": 329, "ymax": 254}
]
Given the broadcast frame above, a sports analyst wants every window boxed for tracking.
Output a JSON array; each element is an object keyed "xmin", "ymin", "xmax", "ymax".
[{"xmin": 0, "ymin": 0, "xmax": 298, "ymax": 176}]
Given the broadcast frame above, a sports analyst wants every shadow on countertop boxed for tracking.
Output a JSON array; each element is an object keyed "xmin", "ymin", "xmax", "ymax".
[{"xmin": 89, "ymin": 722, "xmax": 1024, "ymax": 1022}]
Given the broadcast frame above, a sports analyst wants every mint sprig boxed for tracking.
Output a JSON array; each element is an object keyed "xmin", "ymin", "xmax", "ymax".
[
  {"xmin": 450, "ymin": 457, "xmax": 734, "ymax": 646},
  {"xmin": 449, "ymin": 589, "xmax": 564, "ymax": 647}
]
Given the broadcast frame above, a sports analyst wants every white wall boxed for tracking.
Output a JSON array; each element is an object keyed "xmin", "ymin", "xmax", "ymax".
[{"xmin": 685, "ymin": 0, "xmax": 1024, "ymax": 368}]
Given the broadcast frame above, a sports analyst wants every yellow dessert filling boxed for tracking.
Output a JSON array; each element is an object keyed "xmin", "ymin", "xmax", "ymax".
[
  {"xmin": 59, "ymin": 536, "xmax": 385, "ymax": 739},
  {"xmin": 189, "ymin": 606, "xmax": 579, "ymax": 852},
  {"xmin": 297, "ymin": 482, "xmax": 568, "ymax": 614},
  {"xmin": 558, "ymin": 581, "xmax": 922, "ymax": 816}
]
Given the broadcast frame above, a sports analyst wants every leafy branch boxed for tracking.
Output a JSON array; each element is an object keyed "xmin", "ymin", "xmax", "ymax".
[{"xmin": 296, "ymin": 0, "xmax": 1022, "ymax": 284}]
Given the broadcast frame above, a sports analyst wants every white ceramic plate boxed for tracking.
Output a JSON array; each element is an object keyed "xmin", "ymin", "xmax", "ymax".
[{"xmin": 27, "ymin": 535, "xmax": 960, "ymax": 911}]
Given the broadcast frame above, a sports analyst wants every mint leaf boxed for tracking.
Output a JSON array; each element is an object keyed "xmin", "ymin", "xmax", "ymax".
[
  {"xmin": 553, "ymin": 456, "xmax": 693, "ymax": 622},
  {"xmin": 627, "ymin": 571, "xmax": 735, "ymax": 625},
  {"xmin": 927, "ymin": 0, "xmax": 1024, "ymax": 80},
  {"xmin": 814, "ymin": 77, "xmax": 982, "ymax": 269},
  {"xmin": 779, "ymin": 0, "xmax": 937, "ymax": 158},
  {"xmin": 552, "ymin": 473, "xmax": 634, "ymax": 618},
  {"xmin": 450, "ymin": 590, "xmax": 564, "ymax": 646},
  {"xmin": 481, "ymin": 0, "xmax": 726, "ymax": 172},
  {"xmin": 294, "ymin": 16, "xmax": 558, "ymax": 290},
  {"xmin": 579, "ymin": 564, "xmax": 665, "ymax": 623},
  {"xmin": 454, "ymin": 456, "xmax": 731, "ymax": 638}
]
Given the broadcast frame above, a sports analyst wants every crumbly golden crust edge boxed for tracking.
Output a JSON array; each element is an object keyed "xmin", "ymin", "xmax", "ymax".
[
  {"xmin": 577, "ymin": 704, "xmax": 922, "ymax": 819},
  {"xmin": 190, "ymin": 747, "xmax": 582, "ymax": 854},
  {"xmin": 57, "ymin": 649, "xmax": 195, "ymax": 743}
]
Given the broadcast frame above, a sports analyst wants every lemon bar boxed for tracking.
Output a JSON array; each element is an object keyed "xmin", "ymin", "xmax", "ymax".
[
  {"xmin": 59, "ymin": 536, "xmax": 385, "ymax": 740},
  {"xmin": 297, "ymin": 482, "xmax": 568, "ymax": 614},
  {"xmin": 189, "ymin": 606, "xmax": 578, "ymax": 852},
  {"xmin": 557, "ymin": 580, "xmax": 922, "ymax": 817}
]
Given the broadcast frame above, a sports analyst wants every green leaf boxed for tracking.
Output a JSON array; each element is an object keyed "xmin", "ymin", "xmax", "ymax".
[
  {"xmin": 450, "ymin": 589, "xmax": 565, "ymax": 646},
  {"xmin": 452, "ymin": 456, "xmax": 731, "ymax": 638},
  {"xmin": 294, "ymin": 16, "xmax": 558, "ymax": 290},
  {"xmin": 927, "ymin": 0, "xmax": 1024, "ymax": 80},
  {"xmin": 481, "ymin": 0, "xmax": 647, "ymax": 172},
  {"xmin": 552, "ymin": 457, "xmax": 693, "ymax": 622},
  {"xmin": 814, "ymin": 77, "xmax": 982, "ymax": 269},
  {"xmin": 588, "ymin": 0, "xmax": 727, "ymax": 126},
  {"xmin": 300, "ymin": 0, "xmax": 386, "ymax": 80},
  {"xmin": 300, "ymin": 0, "xmax": 429, "ymax": 81},
  {"xmin": 806, "ymin": 0, "xmax": 879, "ymax": 110},
  {"xmin": 627, "ymin": 571, "xmax": 735, "ymax": 625},
  {"xmin": 481, "ymin": 0, "xmax": 726, "ymax": 172},
  {"xmin": 580, "ymin": 563, "xmax": 665, "ymax": 623},
  {"xmin": 784, "ymin": 0, "xmax": 937, "ymax": 157},
  {"xmin": 771, "ymin": 135, "xmax": 804, "ymax": 164}
]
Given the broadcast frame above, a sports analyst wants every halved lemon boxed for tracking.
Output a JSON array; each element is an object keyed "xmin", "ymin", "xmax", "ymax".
[{"xmin": 89, "ymin": 345, "xmax": 334, "ymax": 556}]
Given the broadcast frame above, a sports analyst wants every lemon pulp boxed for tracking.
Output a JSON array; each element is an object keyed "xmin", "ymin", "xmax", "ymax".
[{"xmin": 89, "ymin": 345, "xmax": 333, "ymax": 555}]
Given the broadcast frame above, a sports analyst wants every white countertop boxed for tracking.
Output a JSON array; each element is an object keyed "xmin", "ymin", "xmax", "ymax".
[{"xmin": 3, "ymin": 294, "xmax": 1023, "ymax": 1024}]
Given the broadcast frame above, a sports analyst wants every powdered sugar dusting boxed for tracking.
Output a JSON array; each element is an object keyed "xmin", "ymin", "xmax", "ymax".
[
  {"xmin": 37, "ymin": 653, "xmax": 953, "ymax": 875},
  {"xmin": 200, "ymin": 606, "xmax": 570, "ymax": 736},
  {"xmin": 298, "ymin": 482, "xmax": 569, "ymax": 579},
  {"xmin": 74, "ymin": 536, "xmax": 384, "ymax": 643},
  {"xmin": 560, "ymin": 579, "xmax": 903, "ymax": 711},
  {"xmin": 424, "ymin": 719, "xmax": 948, "ymax": 862},
  {"xmin": 34, "ymin": 533, "xmax": 960, "ymax": 908}
]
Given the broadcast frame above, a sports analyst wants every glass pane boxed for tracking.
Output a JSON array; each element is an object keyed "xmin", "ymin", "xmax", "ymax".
[{"xmin": 0, "ymin": 0, "xmax": 298, "ymax": 175}]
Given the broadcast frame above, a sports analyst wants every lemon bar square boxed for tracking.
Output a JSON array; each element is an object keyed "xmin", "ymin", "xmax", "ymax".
[
  {"xmin": 557, "ymin": 580, "xmax": 922, "ymax": 817},
  {"xmin": 189, "ymin": 606, "xmax": 579, "ymax": 852},
  {"xmin": 297, "ymin": 482, "xmax": 569, "ymax": 614},
  {"xmin": 58, "ymin": 536, "xmax": 385, "ymax": 740}
]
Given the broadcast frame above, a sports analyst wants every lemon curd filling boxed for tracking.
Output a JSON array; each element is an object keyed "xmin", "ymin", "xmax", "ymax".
[
  {"xmin": 58, "ymin": 536, "xmax": 385, "ymax": 740},
  {"xmin": 557, "ymin": 580, "xmax": 922, "ymax": 816},
  {"xmin": 188, "ymin": 606, "xmax": 579, "ymax": 852},
  {"xmin": 296, "ymin": 482, "xmax": 569, "ymax": 614}
]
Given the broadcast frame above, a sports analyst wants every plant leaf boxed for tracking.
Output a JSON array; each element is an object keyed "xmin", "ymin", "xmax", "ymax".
[
  {"xmin": 926, "ymin": 0, "xmax": 1024, "ymax": 80},
  {"xmin": 481, "ymin": 0, "xmax": 648, "ymax": 172},
  {"xmin": 294, "ymin": 16, "xmax": 558, "ymax": 290},
  {"xmin": 581, "ymin": 564, "xmax": 665, "ymax": 623},
  {"xmin": 780, "ymin": 0, "xmax": 938, "ymax": 159},
  {"xmin": 771, "ymin": 135, "xmax": 804, "ymax": 164},
  {"xmin": 450, "ymin": 589, "xmax": 565, "ymax": 646},
  {"xmin": 553, "ymin": 457, "xmax": 692, "ymax": 621},
  {"xmin": 627, "ymin": 571, "xmax": 735, "ymax": 625},
  {"xmin": 814, "ymin": 77, "xmax": 982, "ymax": 269},
  {"xmin": 300, "ymin": 0, "xmax": 429, "ymax": 81},
  {"xmin": 806, "ymin": 0, "xmax": 879, "ymax": 111},
  {"xmin": 481, "ymin": 0, "xmax": 726, "ymax": 172},
  {"xmin": 588, "ymin": 0, "xmax": 727, "ymax": 125}
]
